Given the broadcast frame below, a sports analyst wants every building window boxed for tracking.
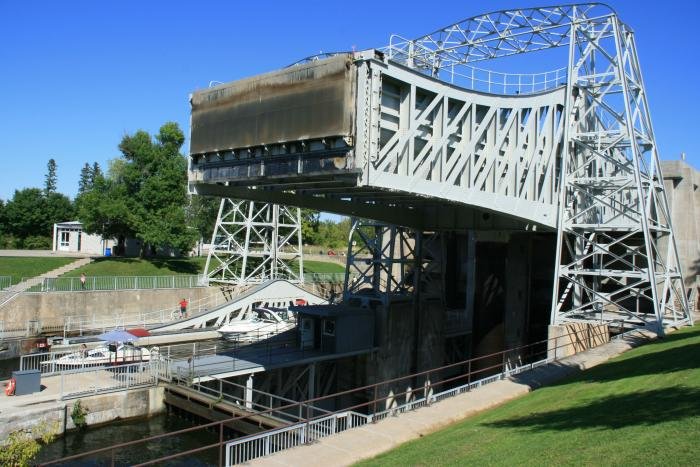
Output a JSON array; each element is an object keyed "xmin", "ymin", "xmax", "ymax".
[
  {"xmin": 60, "ymin": 231, "xmax": 70, "ymax": 248},
  {"xmin": 323, "ymin": 319, "xmax": 335, "ymax": 336}
]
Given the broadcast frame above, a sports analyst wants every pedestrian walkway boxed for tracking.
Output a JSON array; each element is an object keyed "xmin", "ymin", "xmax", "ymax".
[
  {"xmin": 0, "ymin": 257, "xmax": 93, "ymax": 308},
  {"xmin": 0, "ymin": 249, "xmax": 94, "ymax": 257},
  {"xmin": 251, "ymin": 329, "xmax": 660, "ymax": 466}
]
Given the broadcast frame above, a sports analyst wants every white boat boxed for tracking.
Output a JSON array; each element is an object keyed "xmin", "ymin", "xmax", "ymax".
[
  {"xmin": 218, "ymin": 307, "xmax": 296, "ymax": 342},
  {"xmin": 43, "ymin": 344, "xmax": 155, "ymax": 368}
]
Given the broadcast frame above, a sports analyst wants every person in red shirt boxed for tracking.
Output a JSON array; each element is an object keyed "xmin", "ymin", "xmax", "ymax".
[{"xmin": 179, "ymin": 298, "xmax": 188, "ymax": 318}]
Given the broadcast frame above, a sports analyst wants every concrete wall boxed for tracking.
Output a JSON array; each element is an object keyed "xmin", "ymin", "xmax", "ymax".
[
  {"xmin": 0, "ymin": 386, "xmax": 165, "ymax": 441},
  {"xmin": 0, "ymin": 287, "xmax": 218, "ymax": 328},
  {"xmin": 547, "ymin": 323, "xmax": 609, "ymax": 360},
  {"xmin": 661, "ymin": 159, "xmax": 700, "ymax": 290}
]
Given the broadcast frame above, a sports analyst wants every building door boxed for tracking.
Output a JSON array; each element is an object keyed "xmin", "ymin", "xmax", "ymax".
[
  {"xmin": 300, "ymin": 318, "xmax": 315, "ymax": 350},
  {"xmin": 59, "ymin": 231, "xmax": 70, "ymax": 251}
]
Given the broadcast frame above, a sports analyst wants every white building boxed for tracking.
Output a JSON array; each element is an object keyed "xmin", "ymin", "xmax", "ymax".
[
  {"xmin": 52, "ymin": 221, "xmax": 109, "ymax": 255},
  {"xmin": 52, "ymin": 221, "xmax": 142, "ymax": 256}
]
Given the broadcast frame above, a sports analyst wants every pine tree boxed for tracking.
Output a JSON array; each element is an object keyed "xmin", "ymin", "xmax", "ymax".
[
  {"xmin": 91, "ymin": 162, "xmax": 103, "ymax": 185},
  {"xmin": 44, "ymin": 159, "xmax": 57, "ymax": 195},
  {"xmin": 78, "ymin": 163, "xmax": 92, "ymax": 194}
]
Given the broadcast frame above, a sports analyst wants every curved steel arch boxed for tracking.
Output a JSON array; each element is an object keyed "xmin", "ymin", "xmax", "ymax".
[{"xmin": 387, "ymin": 3, "xmax": 615, "ymax": 69}]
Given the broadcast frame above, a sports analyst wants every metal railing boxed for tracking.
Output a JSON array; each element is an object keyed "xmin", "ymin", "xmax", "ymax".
[
  {"xmin": 7, "ymin": 272, "xmax": 347, "ymax": 295},
  {"xmin": 385, "ymin": 35, "xmax": 567, "ymax": 95},
  {"xmin": 20, "ymin": 350, "xmax": 77, "ymax": 375},
  {"xmin": 227, "ymin": 411, "xmax": 370, "ymax": 465},
  {"xmin": 40, "ymin": 327, "xmax": 610, "ymax": 466},
  {"xmin": 59, "ymin": 361, "xmax": 159, "ymax": 399},
  {"xmin": 175, "ymin": 376, "xmax": 330, "ymax": 425},
  {"xmin": 23, "ymin": 274, "xmax": 206, "ymax": 293}
]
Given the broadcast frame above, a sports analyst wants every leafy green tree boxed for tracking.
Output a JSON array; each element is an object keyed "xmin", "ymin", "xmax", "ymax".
[
  {"xmin": 45, "ymin": 192, "xmax": 75, "ymax": 226},
  {"xmin": 44, "ymin": 158, "xmax": 57, "ymax": 195},
  {"xmin": 4, "ymin": 189, "xmax": 74, "ymax": 247},
  {"xmin": 0, "ymin": 198, "xmax": 5, "ymax": 233},
  {"xmin": 300, "ymin": 208, "xmax": 320, "ymax": 244},
  {"xmin": 4, "ymin": 188, "xmax": 48, "ymax": 239},
  {"xmin": 76, "ymin": 173, "xmax": 135, "ymax": 248},
  {"xmin": 77, "ymin": 122, "xmax": 195, "ymax": 256},
  {"xmin": 187, "ymin": 195, "xmax": 220, "ymax": 242}
]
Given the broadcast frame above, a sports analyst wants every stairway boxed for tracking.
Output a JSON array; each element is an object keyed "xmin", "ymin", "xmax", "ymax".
[{"xmin": 0, "ymin": 257, "xmax": 93, "ymax": 308}]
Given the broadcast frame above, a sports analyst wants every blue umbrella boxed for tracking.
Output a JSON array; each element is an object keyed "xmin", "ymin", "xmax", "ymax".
[{"xmin": 97, "ymin": 330, "xmax": 137, "ymax": 342}]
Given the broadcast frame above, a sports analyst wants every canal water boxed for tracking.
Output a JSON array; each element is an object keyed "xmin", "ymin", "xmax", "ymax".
[{"xmin": 35, "ymin": 412, "xmax": 220, "ymax": 466}]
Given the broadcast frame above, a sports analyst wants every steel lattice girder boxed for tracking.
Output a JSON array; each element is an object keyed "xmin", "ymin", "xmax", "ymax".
[{"xmin": 203, "ymin": 199, "xmax": 304, "ymax": 285}]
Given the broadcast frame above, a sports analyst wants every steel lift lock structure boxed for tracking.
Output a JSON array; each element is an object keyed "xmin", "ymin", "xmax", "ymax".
[{"xmin": 189, "ymin": 3, "xmax": 692, "ymax": 334}]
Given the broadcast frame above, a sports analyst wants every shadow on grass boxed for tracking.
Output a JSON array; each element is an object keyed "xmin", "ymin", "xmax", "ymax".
[
  {"xmin": 570, "ymin": 342, "xmax": 700, "ymax": 384},
  {"xmin": 149, "ymin": 258, "xmax": 201, "ymax": 274},
  {"xmin": 485, "ymin": 387, "xmax": 700, "ymax": 431},
  {"xmin": 91, "ymin": 257, "xmax": 202, "ymax": 274}
]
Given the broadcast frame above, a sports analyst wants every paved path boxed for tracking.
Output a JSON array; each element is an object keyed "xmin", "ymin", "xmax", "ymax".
[
  {"xmin": 0, "ymin": 249, "xmax": 94, "ymax": 257},
  {"xmin": 252, "ymin": 329, "xmax": 661, "ymax": 466}
]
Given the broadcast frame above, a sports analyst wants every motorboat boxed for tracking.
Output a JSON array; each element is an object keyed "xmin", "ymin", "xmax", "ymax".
[
  {"xmin": 43, "ymin": 344, "xmax": 156, "ymax": 368},
  {"xmin": 218, "ymin": 307, "xmax": 296, "ymax": 342}
]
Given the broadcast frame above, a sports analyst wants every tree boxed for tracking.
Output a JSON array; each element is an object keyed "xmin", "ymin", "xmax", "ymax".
[
  {"xmin": 0, "ymin": 198, "xmax": 5, "ymax": 232},
  {"xmin": 76, "ymin": 173, "xmax": 135, "ymax": 249},
  {"xmin": 45, "ymin": 192, "xmax": 75, "ymax": 226},
  {"xmin": 91, "ymin": 162, "xmax": 102, "ymax": 184},
  {"xmin": 300, "ymin": 209, "xmax": 320, "ymax": 244},
  {"xmin": 78, "ymin": 163, "xmax": 92, "ymax": 194},
  {"xmin": 4, "ymin": 188, "xmax": 74, "ymax": 247},
  {"xmin": 44, "ymin": 158, "xmax": 57, "ymax": 195},
  {"xmin": 4, "ymin": 188, "xmax": 48, "ymax": 239},
  {"xmin": 187, "ymin": 195, "xmax": 220, "ymax": 242},
  {"xmin": 77, "ymin": 122, "xmax": 195, "ymax": 256}
]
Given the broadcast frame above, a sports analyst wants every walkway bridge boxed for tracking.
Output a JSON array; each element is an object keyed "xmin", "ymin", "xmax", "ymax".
[
  {"xmin": 188, "ymin": 3, "xmax": 693, "ymax": 331},
  {"xmin": 150, "ymin": 280, "xmax": 326, "ymax": 332}
]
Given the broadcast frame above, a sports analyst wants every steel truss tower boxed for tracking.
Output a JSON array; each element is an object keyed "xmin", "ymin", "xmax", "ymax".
[
  {"xmin": 343, "ymin": 219, "xmax": 443, "ymax": 306},
  {"xmin": 551, "ymin": 9, "xmax": 691, "ymax": 331},
  {"xmin": 204, "ymin": 199, "xmax": 304, "ymax": 285},
  {"xmin": 384, "ymin": 3, "xmax": 692, "ymax": 332}
]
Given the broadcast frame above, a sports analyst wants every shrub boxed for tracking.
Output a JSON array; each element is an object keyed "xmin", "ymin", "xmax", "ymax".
[
  {"xmin": 22, "ymin": 235, "xmax": 52, "ymax": 250},
  {"xmin": 71, "ymin": 400, "xmax": 89, "ymax": 429},
  {"xmin": 0, "ymin": 420, "xmax": 59, "ymax": 466}
]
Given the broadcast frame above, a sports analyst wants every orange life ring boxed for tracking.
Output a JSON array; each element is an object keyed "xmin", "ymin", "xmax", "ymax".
[{"xmin": 5, "ymin": 378, "xmax": 16, "ymax": 396}]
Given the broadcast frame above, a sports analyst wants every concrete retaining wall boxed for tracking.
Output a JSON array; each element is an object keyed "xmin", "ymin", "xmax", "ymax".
[
  {"xmin": 0, "ymin": 287, "xmax": 219, "ymax": 327},
  {"xmin": 0, "ymin": 386, "xmax": 165, "ymax": 441},
  {"xmin": 547, "ymin": 323, "xmax": 610, "ymax": 360}
]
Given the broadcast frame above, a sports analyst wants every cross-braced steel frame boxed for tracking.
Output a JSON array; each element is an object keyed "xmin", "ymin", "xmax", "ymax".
[
  {"xmin": 204, "ymin": 199, "xmax": 304, "ymax": 285},
  {"xmin": 343, "ymin": 219, "xmax": 443, "ymax": 306},
  {"xmin": 384, "ymin": 3, "xmax": 692, "ymax": 331}
]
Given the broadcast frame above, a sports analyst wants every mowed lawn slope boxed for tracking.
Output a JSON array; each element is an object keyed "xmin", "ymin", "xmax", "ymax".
[
  {"xmin": 61, "ymin": 257, "xmax": 345, "ymax": 277},
  {"xmin": 358, "ymin": 325, "xmax": 700, "ymax": 466},
  {"xmin": 0, "ymin": 256, "xmax": 77, "ymax": 284}
]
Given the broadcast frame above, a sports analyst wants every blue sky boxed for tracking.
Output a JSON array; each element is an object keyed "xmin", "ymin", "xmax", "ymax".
[{"xmin": 1, "ymin": 0, "xmax": 698, "ymax": 201}]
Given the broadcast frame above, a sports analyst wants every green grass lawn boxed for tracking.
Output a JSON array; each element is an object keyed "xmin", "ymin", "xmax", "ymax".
[
  {"xmin": 60, "ymin": 257, "xmax": 344, "ymax": 277},
  {"xmin": 358, "ymin": 325, "xmax": 700, "ymax": 466},
  {"xmin": 63, "ymin": 257, "xmax": 207, "ymax": 277},
  {"xmin": 300, "ymin": 260, "xmax": 345, "ymax": 274},
  {"xmin": 0, "ymin": 257, "xmax": 78, "ymax": 284}
]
